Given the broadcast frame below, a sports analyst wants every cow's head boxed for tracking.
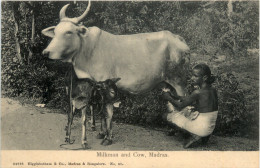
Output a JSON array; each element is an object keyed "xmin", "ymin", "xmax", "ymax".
[{"xmin": 42, "ymin": 1, "xmax": 91, "ymax": 62}]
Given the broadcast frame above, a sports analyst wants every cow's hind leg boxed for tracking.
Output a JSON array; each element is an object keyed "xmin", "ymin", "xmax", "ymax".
[
  {"xmin": 101, "ymin": 104, "xmax": 113, "ymax": 146},
  {"xmin": 81, "ymin": 107, "xmax": 90, "ymax": 149}
]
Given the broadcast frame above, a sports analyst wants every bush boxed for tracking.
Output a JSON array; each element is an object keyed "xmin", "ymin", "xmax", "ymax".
[
  {"xmin": 2, "ymin": 61, "xmax": 52, "ymax": 99},
  {"xmin": 214, "ymin": 72, "xmax": 251, "ymax": 136},
  {"xmin": 1, "ymin": 57, "xmax": 70, "ymax": 110},
  {"xmin": 113, "ymin": 90, "xmax": 168, "ymax": 127}
]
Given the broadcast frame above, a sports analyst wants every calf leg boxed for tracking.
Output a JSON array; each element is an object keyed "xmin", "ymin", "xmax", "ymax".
[
  {"xmin": 101, "ymin": 104, "xmax": 113, "ymax": 146},
  {"xmin": 96, "ymin": 104, "xmax": 107, "ymax": 139},
  {"xmin": 81, "ymin": 107, "xmax": 90, "ymax": 149},
  {"xmin": 96, "ymin": 116, "xmax": 106, "ymax": 139},
  {"xmin": 106, "ymin": 103, "xmax": 114, "ymax": 140}
]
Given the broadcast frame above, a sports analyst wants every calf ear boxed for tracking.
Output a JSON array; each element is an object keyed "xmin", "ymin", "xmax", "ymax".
[
  {"xmin": 41, "ymin": 26, "xmax": 56, "ymax": 38},
  {"xmin": 77, "ymin": 26, "xmax": 89, "ymax": 36},
  {"xmin": 111, "ymin": 78, "xmax": 121, "ymax": 83}
]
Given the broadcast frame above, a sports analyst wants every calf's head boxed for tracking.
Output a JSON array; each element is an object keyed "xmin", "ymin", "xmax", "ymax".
[
  {"xmin": 95, "ymin": 78, "xmax": 121, "ymax": 103},
  {"xmin": 71, "ymin": 78, "xmax": 121, "ymax": 110}
]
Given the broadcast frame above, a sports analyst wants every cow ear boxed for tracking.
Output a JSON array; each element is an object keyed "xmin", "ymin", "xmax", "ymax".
[
  {"xmin": 78, "ymin": 26, "xmax": 89, "ymax": 36},
  {"xmin": 41, "ymin": 26, "xmax": 56, "ymax": 38},
  {"xmin": 111, "ymin": 78, "xmax": 121, "ymax": 83}
]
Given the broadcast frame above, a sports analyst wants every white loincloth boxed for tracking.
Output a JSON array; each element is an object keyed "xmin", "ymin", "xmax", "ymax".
[{"xmin": 166, "ymin": 102, "xmax": 218, "ymax": 137}]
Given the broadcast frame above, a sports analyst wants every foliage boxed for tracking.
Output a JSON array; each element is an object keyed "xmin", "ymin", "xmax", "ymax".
[
  {"xmin": 213, "ymin": 72, "xmax": 249, "ymax": 136},
  {"xmin": 1, "ymin": 55, "xmax": 69, "ymax": 109},
  {"xmin": 183, "ymin": 1, "xmax": 259, "ymax": 57},
  {"xmin": 1, "ymin": 1, "xmax": 259, "ymax": 138},
  {"xmin": 113, "ymin": 90, "xmax": 167, "ymax": 127}
]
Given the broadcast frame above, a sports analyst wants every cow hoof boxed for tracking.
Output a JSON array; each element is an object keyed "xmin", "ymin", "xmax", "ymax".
[
  {"xmin": 101, "ymin": 139, "xmax": 112, "ymax": 146},
  {"xmin": 96, "ymin": 133, "xmax": 105, "ymax": 139},
  {"xmin": 82, "ymin": 143, "xmax": 91, "ymax": 149}
]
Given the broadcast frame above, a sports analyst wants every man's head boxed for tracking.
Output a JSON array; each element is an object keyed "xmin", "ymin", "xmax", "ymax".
[{"xmin": 192, "ymin": 63, "xmax": 215, "ymax": 85}]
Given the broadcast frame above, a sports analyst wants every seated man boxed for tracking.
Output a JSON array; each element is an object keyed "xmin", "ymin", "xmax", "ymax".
[{"xmin": 161, "ymin": 63, "xmax": 218, "ymax": 148}]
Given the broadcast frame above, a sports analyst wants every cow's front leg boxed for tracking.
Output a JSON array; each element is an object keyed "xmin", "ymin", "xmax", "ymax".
[
  {"xmin": 65, "ymin": 101, "xmax": 75, "ymax": 144},
  {"xmin": 101, "ymin": 104, "xmax": 113, "ymax": 146},
  {"xmin": 81, "ymin": 107, "xmax": 90, "ymax": 149}
]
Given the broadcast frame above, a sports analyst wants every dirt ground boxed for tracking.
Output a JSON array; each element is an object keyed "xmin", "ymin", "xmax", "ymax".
[{"xmin": 1, "ymin": 98, "xmax": 258, "ymax": 151}]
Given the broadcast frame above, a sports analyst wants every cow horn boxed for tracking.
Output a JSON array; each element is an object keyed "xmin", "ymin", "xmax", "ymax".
[
  {"xmin": 76, "ymin": 0, "xmax": 91, "ymax": 23},
  {"xmin": 59, "ymin": 4, "xmax": 70, "ymax": 20},
  {"xmin": 59, "ymin": 0, "xmax": 91, "ymax": 23}
]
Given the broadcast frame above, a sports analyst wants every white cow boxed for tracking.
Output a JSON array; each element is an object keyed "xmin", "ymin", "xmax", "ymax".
[{"xmin": 42, "ymin": 1, "xmax": 190, "ymax": 148}]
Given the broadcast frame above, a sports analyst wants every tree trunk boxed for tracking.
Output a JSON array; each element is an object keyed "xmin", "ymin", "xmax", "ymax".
[
  {"xmin": 24, "ymin": 1, "xmax": 37, "ymax": 64},
  {"xmin": 12, "ymin": 2, "xmax": 22, "ymax": 62},
  {"xmin": 227, "ymin": 0, "xmax": 237, "ymax": 60},
  {"xmin": 227, "ymin": 0, "xmax": 233, "ymax": 17},
  {"xmin": 26, "ymin": 2, "xmax": 36, "ymax": 64},
  {"xmin": 27, "ymin": 9, "xmax": 35, "ymax": 64},
  {"xmin": 31, "ymin": 14, "xmax": 35, "ymax": 44}
]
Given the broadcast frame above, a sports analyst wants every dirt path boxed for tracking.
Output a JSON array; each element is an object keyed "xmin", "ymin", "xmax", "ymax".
[{"xmin": 1, "ymin": 98, "xmax": 258, "ymax": 151}]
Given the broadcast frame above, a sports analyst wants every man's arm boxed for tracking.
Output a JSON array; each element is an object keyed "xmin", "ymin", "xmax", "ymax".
[{"xmin": 162, "ymin": 90, "xmax": 199, "ymax": 110}]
